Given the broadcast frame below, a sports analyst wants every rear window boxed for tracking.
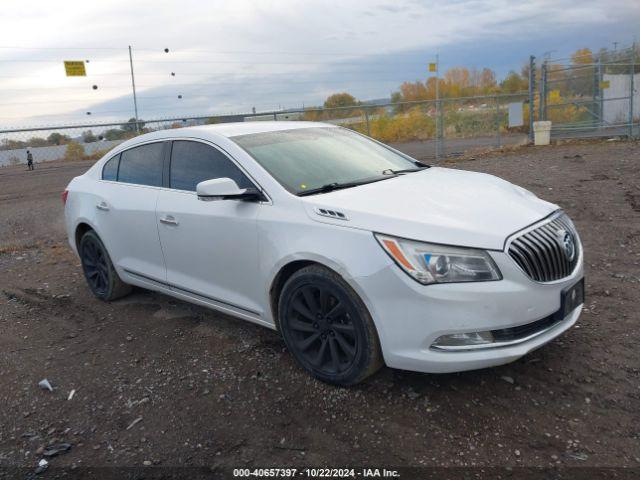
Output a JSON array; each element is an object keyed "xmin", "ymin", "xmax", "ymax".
[
  {"xmin": 101, "ymin": 154, "xmax": 119, "ymax": 181},
  {"xmin": 117, "ymin": 142, "xmax": 164, "ymax": 187}
]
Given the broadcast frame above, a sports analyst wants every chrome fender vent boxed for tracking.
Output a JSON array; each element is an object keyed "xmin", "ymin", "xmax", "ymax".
[{"xmin": 314, "ymin": 207, "xmax": 349, "ymax": 221}]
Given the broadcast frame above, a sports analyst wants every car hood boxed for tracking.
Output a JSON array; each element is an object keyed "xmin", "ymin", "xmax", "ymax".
[{"xmin": 301, "ymin": 167, "xmax": 558, "ymax": 250}]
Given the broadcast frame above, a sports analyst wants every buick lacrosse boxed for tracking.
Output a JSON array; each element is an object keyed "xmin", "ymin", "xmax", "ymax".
[{"xmin": 64, "ymin": 122, "xmax": 583, "ymax": 385}]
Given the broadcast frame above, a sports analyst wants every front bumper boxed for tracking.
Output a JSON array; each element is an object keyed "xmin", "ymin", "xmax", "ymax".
[{"xmin": 355, "ymin": 248, "xmax": 584, "ymax": 374}]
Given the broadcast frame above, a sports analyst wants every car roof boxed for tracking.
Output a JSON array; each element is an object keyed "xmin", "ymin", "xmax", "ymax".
[
  {"xmin": 108, "ymin": 121, "xmax": 337, "ymax": 157},
  {"xmin": 188, "ymin": 121, "xmax": 335, "ymax": 138}
]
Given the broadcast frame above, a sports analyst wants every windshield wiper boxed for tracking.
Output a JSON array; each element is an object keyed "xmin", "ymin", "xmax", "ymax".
[
  {"xmin": 297, "ymin": 181, "xmax": 361, "ymax": 196},
  {"xmin": 297, "ymin": 176, "xmax": 392, "ymax": 196},
  {"xmin": 382, "ymin": 161, "xmax": 430, "ymax": 176}
]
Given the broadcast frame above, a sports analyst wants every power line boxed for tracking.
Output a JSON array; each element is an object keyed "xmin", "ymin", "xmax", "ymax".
[
  {"xmin": 0, "ymin": 58, "xmax": 427, "ymax": 67},
  {"xmin": 0, "ymin": 45, "xmax": 430, "ymax": 57}
]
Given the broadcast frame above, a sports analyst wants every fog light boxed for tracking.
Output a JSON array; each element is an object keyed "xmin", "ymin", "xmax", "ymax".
[{"xmin": 432, "ymin": 331, "xmax": 494, "ymax": 349}]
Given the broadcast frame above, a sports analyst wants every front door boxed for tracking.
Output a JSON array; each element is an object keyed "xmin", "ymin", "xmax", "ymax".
[{"xmin": 156, "ymin": 140, "xmax": 263, "ymax": 316}]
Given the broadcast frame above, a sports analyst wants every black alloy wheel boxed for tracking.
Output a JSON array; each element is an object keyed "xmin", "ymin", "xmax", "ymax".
[
  {"xmin": 279, "ymin": 265, "xmax": 383, "ymax": 386},
  {"xmin": 81, "ymin": 234, "xmax": 109, "ymax": 296},
  {"xmin": 79, "ymin": 230, "xmax": 132, "ymax": 301}
]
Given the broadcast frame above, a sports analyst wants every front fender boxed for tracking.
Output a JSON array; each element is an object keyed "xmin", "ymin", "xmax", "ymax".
[{"xmin": 259, "ymin": 220, "xmax": 391, "ymax": 334}]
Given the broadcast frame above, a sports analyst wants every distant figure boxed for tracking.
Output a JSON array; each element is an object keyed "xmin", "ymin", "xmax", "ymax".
[{"xmin": 26, "ymin": 150, "xmax": 34, "ymax": 170}]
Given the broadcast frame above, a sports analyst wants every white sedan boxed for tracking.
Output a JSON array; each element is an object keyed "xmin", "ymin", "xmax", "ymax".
[{"xmin": 63, "ymin": 122, "xmax": 584, "ymax": 385}]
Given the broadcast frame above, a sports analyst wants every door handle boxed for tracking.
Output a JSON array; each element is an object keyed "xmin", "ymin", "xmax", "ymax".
[
  {"xmin": 159, "ymin": 215, "xmax": 179, "ymax": 226},
  {"xmin": 96, "ymin": 201, "xmax": 109, "ymax": 211}
]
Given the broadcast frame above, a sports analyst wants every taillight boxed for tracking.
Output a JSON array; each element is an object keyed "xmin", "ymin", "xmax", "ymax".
[{"xmin": 61, "ymin": 190, "xmax": 69, "ymax": 206}]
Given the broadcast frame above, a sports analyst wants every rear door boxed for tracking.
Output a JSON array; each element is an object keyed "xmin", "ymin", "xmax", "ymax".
[
  {"xmin": 95, "ymin": 141, "xmax": 168, "ymax": 283},
  {"xmin": 156, "ymin": 140, "xmax": 263, "ymax": 316}
]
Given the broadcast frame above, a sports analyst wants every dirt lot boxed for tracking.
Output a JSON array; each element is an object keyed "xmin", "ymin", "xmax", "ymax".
[{"xmin": 0, "ymin": 140, "xmax": 639, "ymax": 476}]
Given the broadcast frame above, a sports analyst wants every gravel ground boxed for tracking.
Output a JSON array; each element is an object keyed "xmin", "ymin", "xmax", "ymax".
[{"xmin": 0, "ymin": 140, "xmax": 638, "ymax": 477}]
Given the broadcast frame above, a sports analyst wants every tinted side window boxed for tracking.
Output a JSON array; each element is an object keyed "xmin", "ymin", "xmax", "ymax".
[
  {"xmin": 118, "ymin": 143, "xmax": 164, "ymax": 187},
  {"xmin": 102, "ymin": 154, "xmax": 120, "ymax": 181},
  {"xmin": 170, "ymin": 141, "xmax": 252, "ymax": 191}
]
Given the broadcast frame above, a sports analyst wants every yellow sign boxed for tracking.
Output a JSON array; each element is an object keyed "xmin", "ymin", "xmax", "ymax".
[
  {"xmin": 600, "ymin": 80, "xmax": 610, "ymax": 89},
  {"xmin": 428, "ymin": 63, "xmax": 437, "ymax": 73},
  {"xmin": 64, "ymin": 61, "xmax": 86, "ymax": 77}
]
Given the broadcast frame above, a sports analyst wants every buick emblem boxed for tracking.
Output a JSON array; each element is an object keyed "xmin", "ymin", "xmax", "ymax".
[{"xmin": 557, "ymin": 229, "xmax": 576, "ymax": 262}]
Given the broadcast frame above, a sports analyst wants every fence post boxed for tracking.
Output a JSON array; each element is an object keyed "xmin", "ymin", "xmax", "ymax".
[
  {"xmin": 543, "ymin": 62, "xmax": 548, "ymax": 121},
  {"xmin": 434, "ymin": 100, "xmax": 440, "ymax": 161},
  {"xmin": 495, "ymin": 95, "xmax": 501, "ymax": 148},
  {"xmin": 592, "ymin": 58, "xmax": 598, "ymax": 128},
  {"xmin": 630, "ymin": 42, "xmax": 635, "ymax": 139},
  {"xmin": 538, "ymin": 61, "xmax": 546, "ymax": 121},
  {"xmin": 364, "ymin": 107, "xmax": 371, "ymax": 137},
  {"xmin": 528, "ymin": 55, "xmax": 535, "ymax": 143},
  {"xmin": 438, "ymin": 99, "xmax": 444, "ymax": 159},
  {"xmin": 598, "ymin": 58, "xmax": 603, "ymax": 130}
]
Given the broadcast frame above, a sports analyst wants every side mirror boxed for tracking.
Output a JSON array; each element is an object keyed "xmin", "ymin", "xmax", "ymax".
[{"xmin": 196, "ymin": 178, "xmax": 261, "ymax": 201}]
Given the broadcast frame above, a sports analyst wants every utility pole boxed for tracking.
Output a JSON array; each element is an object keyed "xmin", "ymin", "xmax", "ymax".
[
  {"xmin": 597, "ymin": 57, "xmax": 603, "ymax": 130},
  {"xmin": 128, "ymin": 45, "xmax": 140, "ymax": 133}
]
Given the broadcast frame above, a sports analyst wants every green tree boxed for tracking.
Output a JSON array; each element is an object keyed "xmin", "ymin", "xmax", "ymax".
[
  {"xmin": 82, "ymin": 130, "xmax": 98, "ymax": 143},
  {"xmin": 122, "ymin": 117, "xmax": 144, "ymax": 132},
  {"xmin": 25, "ymin": 136, "xmax": 48, "ymax": 147},
  {"xmin": 47, "ymin": 132, "xmax": 70, "ymax": 146},
  {"xmin": 104, "ymin": 129, "xmax": 125, "ymax": 141},
  {"xmin": 500, "ymin": 71, "xmax": 527, "ymax": 93}
]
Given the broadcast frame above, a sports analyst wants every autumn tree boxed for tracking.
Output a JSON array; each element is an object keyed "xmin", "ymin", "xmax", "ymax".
[
  {"xmin": 479, "ymin": 68, "xmax": 498, "ymax": 93},
  {"xmin": 571, "ymin": 48, "xmax": 594, "ymax": 65},
  {"xmin": 399, "ymin": 81, "xmax": 429, "ymax": 101},
  {"xmin": 64, "ymin": 141, "xmax": 85, "ymax": 161},
  {"xmin": 323, "ymin": 93, "xmax": 358, "ymax": 109}
]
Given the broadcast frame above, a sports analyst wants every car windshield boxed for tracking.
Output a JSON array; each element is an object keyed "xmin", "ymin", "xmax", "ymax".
[{"xmin": 232, "ymin": 127, "xmax": 419, "ymax": 195}]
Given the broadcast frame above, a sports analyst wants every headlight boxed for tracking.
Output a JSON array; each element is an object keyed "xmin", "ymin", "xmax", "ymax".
[{"xmin": 375, "ymin": 234, "xmax": 502, "ymax": 285}]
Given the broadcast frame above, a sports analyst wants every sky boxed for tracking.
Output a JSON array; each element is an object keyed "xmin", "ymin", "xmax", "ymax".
[{"xmin": 0, "ymin": 0, "xmax": 638, "ymax": 127}]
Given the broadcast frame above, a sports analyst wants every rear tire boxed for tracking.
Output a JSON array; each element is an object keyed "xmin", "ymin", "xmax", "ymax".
[
  {"xmin": 278, "ymin": 265, "xmax": 383, "ymax": 386},
  {"xmin": 79, "ymin": 230, "xmax": 132, "ymax": 301}
]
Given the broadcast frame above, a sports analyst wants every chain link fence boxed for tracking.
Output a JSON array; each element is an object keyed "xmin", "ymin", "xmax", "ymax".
[
  {"xmin": 540, "ymin": 45, "xmax": 639, "ymax": 139},
  {"xmin": 1, "ymin": 93, "xmax": 532, "ymax": 168},
  {"xmin": 2, "ymin": 45, "xmax": 639, "ymax": 169}
]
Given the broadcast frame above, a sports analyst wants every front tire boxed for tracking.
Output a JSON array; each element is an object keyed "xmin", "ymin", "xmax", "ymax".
[
  {"xmin": 79, "ymin": 230, "xmax": 132, "ymax": 301},
  {"xmin": 278, "ymin": 265, "xmax": 383, "ymax": 386}
]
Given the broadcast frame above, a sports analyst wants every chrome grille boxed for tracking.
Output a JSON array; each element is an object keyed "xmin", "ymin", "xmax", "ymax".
[{"xmin": 508, "ymin": 213, "xmax": 580, "ymax": 282}]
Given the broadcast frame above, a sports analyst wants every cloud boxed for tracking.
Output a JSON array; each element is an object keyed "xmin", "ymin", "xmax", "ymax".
[{"xmin": 0, "ymin": 0, "xmax": 638, "ymax": 126}]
